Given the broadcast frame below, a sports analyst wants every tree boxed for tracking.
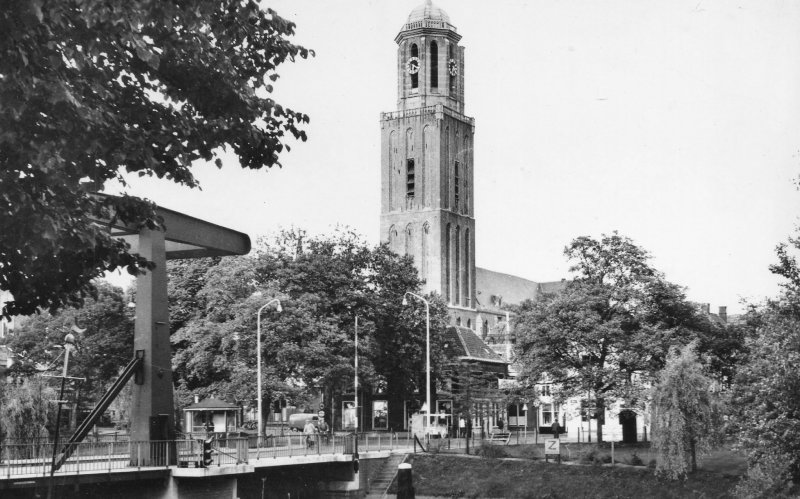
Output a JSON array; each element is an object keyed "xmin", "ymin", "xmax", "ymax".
[
  {"xmin": 444, "ymin": 360, "xmax": 509, "ymax": 454},
  {"xmin": 514, "ymin": 232, "xmax": 731, "ymax": 442},
  {"xmin": 651, "ymin": 342, "xmax": 722, "ymax": 480},
  {"xmin": 4, "ymin": 282, "xmax": 135, "ymax": 421},
  {"xmin": 731, "ymin": 226, "xmax": 800, "ymax": 497},
  {"xmin": 1, "ymin": 0, "xmax": 312, "ymax": 319},
  {"xmin": 169, "ymin": 229, "xmax": 451, "ymax": 429}
]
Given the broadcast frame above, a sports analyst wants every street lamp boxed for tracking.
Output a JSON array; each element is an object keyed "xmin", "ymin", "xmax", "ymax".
[
  {"xmin": 256, "ymin": 298, "xmax": 282, "ymax": 439},
  {"xmin": 48, "ymin": 332, "xmax": 76, "ymax": 499},
  {"xmin": 402, "ymin": 292, "xmax": 430, "ymax": 433}
]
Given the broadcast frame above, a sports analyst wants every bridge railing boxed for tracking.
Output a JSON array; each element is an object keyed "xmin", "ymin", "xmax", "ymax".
[
  {"xmin": 1, "ymin": 433, "xmax": 414, "ymax": 478},
  {"xmin": 0, "ymin": 440, "xmax": 175, "ymax": 478}
]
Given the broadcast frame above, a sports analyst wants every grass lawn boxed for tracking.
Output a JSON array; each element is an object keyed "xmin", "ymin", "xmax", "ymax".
[{"xmin": 395, "ymin": 451, "xmax": 741, "ymax": 498}]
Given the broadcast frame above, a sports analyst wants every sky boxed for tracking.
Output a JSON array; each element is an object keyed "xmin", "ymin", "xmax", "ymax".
[{"xmin": 106, "ymin": 0, "xmax": 800, "ymax": 314}]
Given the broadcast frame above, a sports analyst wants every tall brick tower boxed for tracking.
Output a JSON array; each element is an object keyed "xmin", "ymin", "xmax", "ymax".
[{"xmin": 380, "ymin": 0, "xmax": 476, "ymax": 315}]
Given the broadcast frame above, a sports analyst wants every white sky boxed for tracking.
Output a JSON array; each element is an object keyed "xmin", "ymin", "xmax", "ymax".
[{"xmin": 106, "ymin": 0, "xmax": 800, "ymax": 314}]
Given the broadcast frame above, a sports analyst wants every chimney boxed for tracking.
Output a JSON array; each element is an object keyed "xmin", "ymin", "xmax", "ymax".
[
  {"xmin": 194, "ymin": 394, "xmax": 199, "ymax": 404},
  {"xmin": 718, "ymin": 306, "xmax": 727, "ymax": 323}
]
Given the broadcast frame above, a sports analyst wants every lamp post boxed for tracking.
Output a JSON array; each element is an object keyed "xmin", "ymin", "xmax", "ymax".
[
  {"xmin": 354, "ymin": 315, "xmax": 358, "ymax": 432},
  {"xmin": 256, "ymin": 298, "xmax": 282, "ymax": 439},
  {"xmin": 48, "ymin": 332, "xmax": 76, "ymax": 499},
  {"xmin": 402, "ymin": 292, "xmax": 430, "ymax": 432}
]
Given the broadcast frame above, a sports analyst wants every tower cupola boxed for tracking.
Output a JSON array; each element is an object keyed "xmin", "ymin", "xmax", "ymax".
[{"xmin": 395, "ymin": 0, "xmax": 464, "ymax": 112}]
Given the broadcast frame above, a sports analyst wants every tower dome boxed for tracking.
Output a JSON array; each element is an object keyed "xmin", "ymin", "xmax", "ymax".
[{"xmin": 407, "ymin": 0, "xmax": 450, "ymax": 24}]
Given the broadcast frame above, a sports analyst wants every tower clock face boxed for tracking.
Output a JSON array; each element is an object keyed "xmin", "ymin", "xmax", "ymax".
[
  {"xmin": 406, "ymin": 56, "xmax": 420, "ymax": 75},
  {"xmin": 448, "ymin": 58, "xmax": 458, "ymax": 76}
]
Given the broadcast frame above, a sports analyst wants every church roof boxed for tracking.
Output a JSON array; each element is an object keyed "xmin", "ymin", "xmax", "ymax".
[
  {"xmin": 475, "ymin": 268, "xmax": 568, "ymax": 314},
  {"xmin": 444, "ymin": 326, "xmax": 506, "ymax": 364},
  {"xmin": 407, "ymin": 0, "xmax": 451, "ymax": 24}
]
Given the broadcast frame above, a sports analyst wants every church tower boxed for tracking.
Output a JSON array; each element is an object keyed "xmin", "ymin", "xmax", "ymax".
[{"xmin": 380, "ymin": 1, "xmax": 476, "ymax": 318}]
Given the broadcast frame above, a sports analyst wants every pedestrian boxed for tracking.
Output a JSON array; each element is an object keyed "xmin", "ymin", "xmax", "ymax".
[
  {"xmin": 303, "ymin": 419, "xmax": 317, "ymax": 449},
  {"xmin": 551, "ymin": 420, "xmax": 560, "ymax": 439},
  {"xmin": 318, "ymin": 419, "xmax": 329, "ymax": 445},
  {"xmin": 459, "ymin": 417, "xmax": 466, "ymax": 438},
  {"xmin": 497, "ymin": 418, "xmax": 504, "ymax": 431}
]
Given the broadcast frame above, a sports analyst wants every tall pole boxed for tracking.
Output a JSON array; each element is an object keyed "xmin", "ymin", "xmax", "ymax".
[
  {"xmin": 48, "ymin": 333, "xmax": 75, "ymax": 499},
  {"xmin": 257, "ymin": 299, "xmax": 282, "ymax": 439},
  {"xmin": 403, "ymin": 292, "xmax": 430, "ymax": 431},
  {"xmin": 354, "ymin": 315, "xmax": 358, "ymax": 432}
]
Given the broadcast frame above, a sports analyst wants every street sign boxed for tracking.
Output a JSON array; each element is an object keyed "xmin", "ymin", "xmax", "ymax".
[
  {"xmin": 544, "ymin": 438, "xmax": 560, "ymax": 455},
  {"xmin": 318, "ymin": 410, "xmax": 325, "ymax": 417}
]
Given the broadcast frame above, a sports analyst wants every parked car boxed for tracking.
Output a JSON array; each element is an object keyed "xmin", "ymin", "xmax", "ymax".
[{"xmin": 287, "ymin": 413, "xmax": 319, "ymax": 432}]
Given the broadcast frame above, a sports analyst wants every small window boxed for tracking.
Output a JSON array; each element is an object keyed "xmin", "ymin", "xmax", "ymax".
[
  {"xmin": 406, "ymin": 159, "xmax": 415, "ymax": 198},
  {"xmin": 467, "ymin": 319, "xmax": 471, "ymax": 329},
  {"xmin": 454, "ymin": 161, "xmax": 460, "ymax": 207},
  {"xmin": 456, "ymin": 317, "xmax": 462, "ymax": 326}
]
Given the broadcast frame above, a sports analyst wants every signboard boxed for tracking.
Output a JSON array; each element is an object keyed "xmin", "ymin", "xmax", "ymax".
[
  {"xmin": 544, "ymin": 438, "xmax": 560, "ymax": 455},
  {"xmin": 318, "ymin": 410, "xmax": 325, "ymax": 417},
  {"xmin": 601, "ymin": 425, "xmax": 622, "ymax": 441}
]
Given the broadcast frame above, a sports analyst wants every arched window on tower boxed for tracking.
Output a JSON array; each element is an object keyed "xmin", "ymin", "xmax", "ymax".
[
  {"xmin": 410, "ymin": 44, "xmax": 419, "ymax": 89},
  {"xmin": 445, "ymin": 223, "xmax": 451, "ymax": 303},
  {"xmin": 448, "ymin": 44, "xmax": 456, "ymax": 92},
  {"xmin": 405, "ymin": 224, "xmax": 413, "ymax": 257},
  {"xmin": 444, "ymin": 127, "xmax": 450, "ymax": 208},
  {"xmin": 430, "ymin": 41, "xmax": 438, "ymax": 89},
  {"xmin": 388, "ymin": 225, "xmax": 397, "ymax": 251},
  {"xmin": 454, "ymin": 161, "xmax": 460, "ymax": 209},
  {"xmin": 454, "ymin": 225, "xmax": 461, "ymax": 306},
  {"xmin": 463, "ymin": 136, "xmax": 469, "ymax": 214},
  {"xmin": 464, "ymin": 228, "xmax": 470, "ymax": 307}
]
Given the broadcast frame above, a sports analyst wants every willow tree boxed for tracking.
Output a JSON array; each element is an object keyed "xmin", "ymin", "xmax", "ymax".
[
  {"xmin": 651, "ymin": 343, "xmax": 722, "ymax": 480},
  {"xmin": 0, "ymin": 377, "xmax": 55, "ymax": 442}
]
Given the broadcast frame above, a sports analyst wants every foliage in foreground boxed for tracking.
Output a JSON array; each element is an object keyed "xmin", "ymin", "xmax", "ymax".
[
  {"xmin": 651, "ymin": 342, "xmax": 723, "ymax": 480},
  {"xmin": 729, "ymin": 222, "xmax": 800, "ymax": 497},
  {"xmin": 1, "ymin": 0, "xmax": 311, "ymax": 319}
]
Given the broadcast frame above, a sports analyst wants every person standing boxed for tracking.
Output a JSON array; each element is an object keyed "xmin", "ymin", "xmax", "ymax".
[
  {"xmin": 551, "ymin": 420, "xmax": 560, "ymax": 440},
  {"xmin": 318, "ymin": 418, "xmax": 329, "ymax": 445},
  {"xmin": 303, "ymin": 419, "xmax": 317, "ymax": 449}
]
